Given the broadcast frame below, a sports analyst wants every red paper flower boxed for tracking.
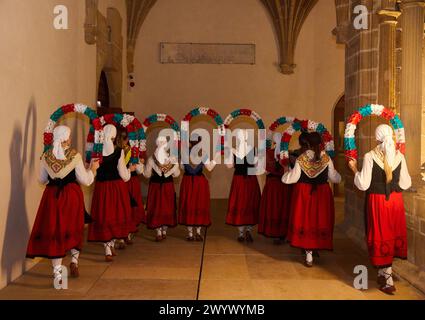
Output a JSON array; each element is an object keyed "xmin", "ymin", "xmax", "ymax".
[
  {"xmin": 282, "ymin": 133, "xmax": 292, "ymax": 143},
  {"xmin": 61, "ymin": 104, "xmax": 74, "ymax": 114},
  {"xmin": 381, "ymin": 108, "xmax": 395, "ymax": 120},
  {"xmin": 348, "ymin": 112, "xmax": 362, "ymax": 125}
]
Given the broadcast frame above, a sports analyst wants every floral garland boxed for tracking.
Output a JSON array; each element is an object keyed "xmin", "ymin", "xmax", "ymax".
[
  {"xmin": 280, "ymin": 119, "xmax": 335, "ymax": 164},
  {"xmin": 344, "ymin": 104, "xmax": 405, "ymax": 161},
  {"xmin": 182, "ymin": 107, "xmax": 226, "ymax": 154},
  {"xmin": 43, "ymin": 103, "xmax": 104, "ymax": 162},
  {"xmin": 87, "ymin": 113, "xmax": 147, "ymax": 164},
  {"xmin": 143, "ymin": 113, "xmax": 181, "ymax": 152},
  {"xmin": 224, "ymin": 108, "xmax": 266, "ymax": 130},
  {"xmin": 266, "ymin": 116, "xmax": 296, "ymax": 149}
]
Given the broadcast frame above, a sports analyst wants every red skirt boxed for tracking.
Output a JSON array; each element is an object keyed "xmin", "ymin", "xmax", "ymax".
[
  {"xmin": 146, "ymin": 181, "xmax": 177, "ymax": 229},
  {"xmin": 366, "ymin": 192, "xmax": 407, "ymax": 267},
  {"xmin": 88, "ymin": 179, "xmax": 136, "ymax": 242},
  {"xmin": 26, "ymin": 183, "xmax": 85, "ymax": 259},
  {"xmin": 226, "ymin": 175, "xmax": 261, "ymax": 226},
  {"xmin": 178, "ymin": 175, "xmax": 211, "ymax": 227},
  {"xmin": 258, "ymin": 175, "xmax": 292, "ymax": 238},
  {"xmin": 127, "ymin": 175, "xmax": 146, "ymax": 226},
  {"xmin": 287, "ymin": 183, "xmax": 335, "ymax": 250}
]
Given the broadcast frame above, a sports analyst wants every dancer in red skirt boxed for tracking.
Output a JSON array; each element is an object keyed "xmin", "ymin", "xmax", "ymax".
[
  {"xmin": 179, "ymin": 136, "xmax": 220, "ymax": 241},
  {"xmin": 144, "ymin": 135, "xmax": 180, "ymax": 241},
  {"xmin": 282, "ymin": 132, "xmax": 341, "ymax": 267},
  {"xmin": 26, "ymin": 126, "xmax": 99, "ymax": 282},
  {"xmin": 115, "ymin": 129, "xmax": 146, "ymax": 248},
  {"xmin": 348, "ymin": 124, "xmax": 411, "ymax": 295},
  {"xmin": 87, "ymin": 124, "xmax": 137, "ymax": 262},
  {"xmin": 225, "ymin": 129, "xmax": 261, "ymax": 243},
  {"xmin": 258, "ymin": 133, "xmax": 292, "ymax": 244}
]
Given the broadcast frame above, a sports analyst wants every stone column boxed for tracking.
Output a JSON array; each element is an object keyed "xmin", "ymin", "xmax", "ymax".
[
  {"xmin": 400, "ymin": 0, "xmax": 425, "ymax": 177},
  {"xmin": 378, "ymin": 2, "xmax": 400, "ymax": 110}
]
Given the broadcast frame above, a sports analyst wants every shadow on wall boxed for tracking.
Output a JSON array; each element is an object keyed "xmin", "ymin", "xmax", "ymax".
[{"xmin": 1, "ymin": 98, "xmax": 37, "ymax": 284}]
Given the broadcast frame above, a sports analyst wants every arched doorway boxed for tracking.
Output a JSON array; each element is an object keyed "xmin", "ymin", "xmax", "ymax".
[
  {"xmin": 333, "ymin": 95, "xmax": 346, "ymax": 197},
  {"xmin": 97, "ymin": 70, "xmax": 110, "ymax": 108}
]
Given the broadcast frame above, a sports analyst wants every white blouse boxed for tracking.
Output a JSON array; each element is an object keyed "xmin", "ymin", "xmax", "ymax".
[
  {"xmin": 354, "ymin": 151, "xmax": 412, "ymax": 191},
  {"xmin": 282, "ymin": 151, "xmax": 341, "ymax": 185},
  {"xmin": 39, "ymin": 152, "xmax": 95, "ymax": 187},
  {"xmin": 117, "ymin": 150, "xmax": 131, "ymax": 182}
]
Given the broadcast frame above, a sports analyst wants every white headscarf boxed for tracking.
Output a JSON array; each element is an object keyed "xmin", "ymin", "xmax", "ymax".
[
  {"xmin": 234, "ymin": 129, "xmax": 253, "ymax": 158},
  {"xmin": 52, "ymin": 126, "xmax": 71, "ymax": 160},
  {"xmin": 103, "ymin": 124, "xmax": 117, "ymax": 157},
  {"xmin": 155, "ymin": 135, "xmax": 169, "ymax": 164},
  {"xmin": 273, "ymin": 132, "xmax": 282, "ymax": 160},
  {"xmin": 375, "ymin": 124, "xmax": 396, "ymax": 183}
]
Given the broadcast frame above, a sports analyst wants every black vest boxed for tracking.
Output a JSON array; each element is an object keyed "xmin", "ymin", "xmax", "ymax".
[
  {"xmin": 367, "ymin": 160, "xmax": 402, "ymax": 200},
  {"xmin": 96, "ymin": 148, "xmax": 122, "ymax": 181},
  {"xmin": 234, "ymin": 151, "xmax": 256, "ymax": 176},
  {"xmin": 150, "ymin": 170, "xmax": 174, "ymax": 184},
  {"xmin": 298, "ymin": 167, "xmax": 329, "ymax": 185},
  {"xmin": 48, "ymin": 169, "xmax": 78, "ymax": 198}
]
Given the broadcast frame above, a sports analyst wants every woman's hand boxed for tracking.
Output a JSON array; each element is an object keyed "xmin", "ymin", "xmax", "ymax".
[
  {"xmin": 90, "ymin": 159, "xmax": 100, "ymax": 173},
  {"xmin": 129, "ymin": 164, "xmax": 137, "ymax": 172},
  {"xmin": 348, "ymin": 158, "xmax": 358, "ymax": 174}
]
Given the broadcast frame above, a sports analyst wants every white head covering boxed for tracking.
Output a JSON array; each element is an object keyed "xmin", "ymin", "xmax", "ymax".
[
  {"xmin": 52, "ymin": 126, "xmax": 71, "ymax": 160},
  {"xmin": 375, "ymin": 124, "xmax": 396, "ymax": 183},
  {"xmin": 155, "ymin": 135, "xmax": 169, "ymax": 164},
  {"xmin": 273, "ymin": 132, "xmax": 282, "ymax": 160},
  {"xmin": 234, "ymin": 129, "xmax": 253, "ymax": 158},
  {"xmin": 103, "ymin": 124, "xmax": 117, "ymax": 157}
]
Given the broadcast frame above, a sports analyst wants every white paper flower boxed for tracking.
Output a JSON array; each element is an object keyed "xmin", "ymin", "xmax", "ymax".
[
  {"xmin": 85, "ymin": 142, "xmax": 94, "ymax": 152},
  {"xmin": 224, "ymin": 115, "xmax": 233, "ymax": 126},
  {"xmin": 286, "ymin": 126, "xmax": 296, "ymax": 136},
  {"xmin": 286, "ymin": 117, "xmax": 295, "ymax": 123},
  {"xmin": 181, "ymin": 121, "xmax": 190, "ymax": 132},
  {"xmin": 280, "ymin": 151, "xmax": 289, "ymax": 159},
  {"xmin": 74, "ymin": 104, "xmax": 87, "ymax": 114},
  {"xmin": 95, "ymin": 130, "xmax": 104, "ymax": 143},
  {"xmin": 308, "ymin": 120, "xmax": 318, "ymax": 131},
  {"xmin": 199, "ymin": 107, "xmax": 209, "ymax": 115},
  {"xmin": 395, "ymin": 128, "xmax": 406, "ymax": 143},
  {"xmin": 45, "ymin": 119, "xmax": 56, "ymax": 133},
  {"xmin": 325, "ymin": 141, "xmax": 335, "ymax": 151},
  {"xmin": 121, "ymin": 114, "xmax": 134, "ymax": 128},
  {"xmin": 371, "ymin": 104, "xmax": 384, "ymax": 116},
  {"xmin": 157, "ymin": 114, "xmax": 167, "ymax": 122}
]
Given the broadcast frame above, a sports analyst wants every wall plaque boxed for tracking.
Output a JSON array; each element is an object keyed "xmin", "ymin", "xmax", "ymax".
[{"xmin": 160, "ymin": 43, "xmax": 256, "ymax": 65}]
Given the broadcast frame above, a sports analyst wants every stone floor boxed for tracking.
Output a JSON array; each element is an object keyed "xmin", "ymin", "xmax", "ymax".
[{"xmin": 0, "ymin": 199, "xmax": 424, "ymax": 300}]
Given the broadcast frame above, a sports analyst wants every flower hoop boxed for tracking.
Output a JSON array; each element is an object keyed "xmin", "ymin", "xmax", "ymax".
[
  {"xmin": 266, "ymin": 116, "xmax": 296, "ymax": 149},
  {"xmin": 280, "ymin": 119, "xmax": 335, "ymax": 164},
  {"xmin": 344, "ymin": 104, "xmax": 405, "ymax": 161},
  {"xmin": 43, "ymin": 103, "xmax": 104, "ymax": 162},
  {"xmin": 143, "ymin": 113, "xmax": 181, "ymax": 152},
  {"xmin": 87, "ymin": 113, "xmax": 147, "ymax": 164},
  {"xmin": 183, "ymin": 107, "xmax": 226, "ymax": 154},
  {"xmin": 224, "ymin": 108, "xmax": 266, "ymax": 130}
]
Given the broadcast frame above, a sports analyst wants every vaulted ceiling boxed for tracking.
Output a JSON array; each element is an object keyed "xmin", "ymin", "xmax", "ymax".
[{"xmin": 125, "ymin": 0, "xmax": 319, "ymax": 75}]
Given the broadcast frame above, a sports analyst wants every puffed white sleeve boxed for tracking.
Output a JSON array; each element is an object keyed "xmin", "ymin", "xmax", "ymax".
[
  {"xmin": 327, "ymin": 159, "xmax": 342, "ymax": 184},
  {"xmin": 399, "ymin": 155, "xmax": 412, "ymax": 190},
  {"xmin": 117, "ymin": 149, "xmax": 131, "ymax": 182},
  {"xmin": 282, "ymin": 161, "xmax": 302, "ymax": 184},
  {"xmin": 354, "ymin": 152, "xmax": 373, "ymax": 191},
  {"xmin": 136, "ymin": 163, "xmax": 144, "ymax": 175},
  {"xmin": 75, "ymin": 154, "xmax": 95, "ymax": 186},
  {"xmin": 39, "ymin": 161, "xmax": 49, "ymax": 185}
]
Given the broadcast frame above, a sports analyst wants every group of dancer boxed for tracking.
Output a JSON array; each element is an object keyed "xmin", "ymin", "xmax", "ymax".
[{"xmin": 26, "ymin": 120, "xmax": 411, "ymax": 295}]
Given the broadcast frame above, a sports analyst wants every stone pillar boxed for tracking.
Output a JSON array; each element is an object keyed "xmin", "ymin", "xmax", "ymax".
[
  {"xmin": 378, "ymin": 3, "xmax": 400, "ymax": 109},
  {"xmin": 400, "ymin": 0, "xmax": 425, "ymax": 177}
]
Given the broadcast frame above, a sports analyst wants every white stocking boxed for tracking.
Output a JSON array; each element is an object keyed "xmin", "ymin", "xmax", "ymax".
[
  {"xmin": 162, "ymin": 226, "xmax": 168, "ymax": 235},
  {"xmin": 382, "ymin": 267, "xmax": 394, "ymax": 286},
  {"xmin": 306, "ymin": 250, "xmax": 313, "ymax": 263},
  {"xmin": 187, "ymin": 226, "xmax": 194, "ymax": 237},
  {"xmin": 70, "ymin": 249, "xmax": 80, "ymax": 265},
  {"xmin": 104, "ymin": 242, "xmax": 113, "ymax": 256},
  {"xmin": 238, "ymin": 226, "xmax": 245, "ymax": 236},
  {"xmin": 196, "ymin": 227, "xmax": 202, "ymax": 235},
  {"xmin": 52, "ymin": 258, "xmax": 63, "ymax": 278},
  {"xmin": 156, "ymin": 228, "xmax": 162, "ymax": 236}
]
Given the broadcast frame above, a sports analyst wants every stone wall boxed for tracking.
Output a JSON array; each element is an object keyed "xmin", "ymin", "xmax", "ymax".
[{"xmin": 335, "ymin": 0, "xmax": 425, "ymax": 293}]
